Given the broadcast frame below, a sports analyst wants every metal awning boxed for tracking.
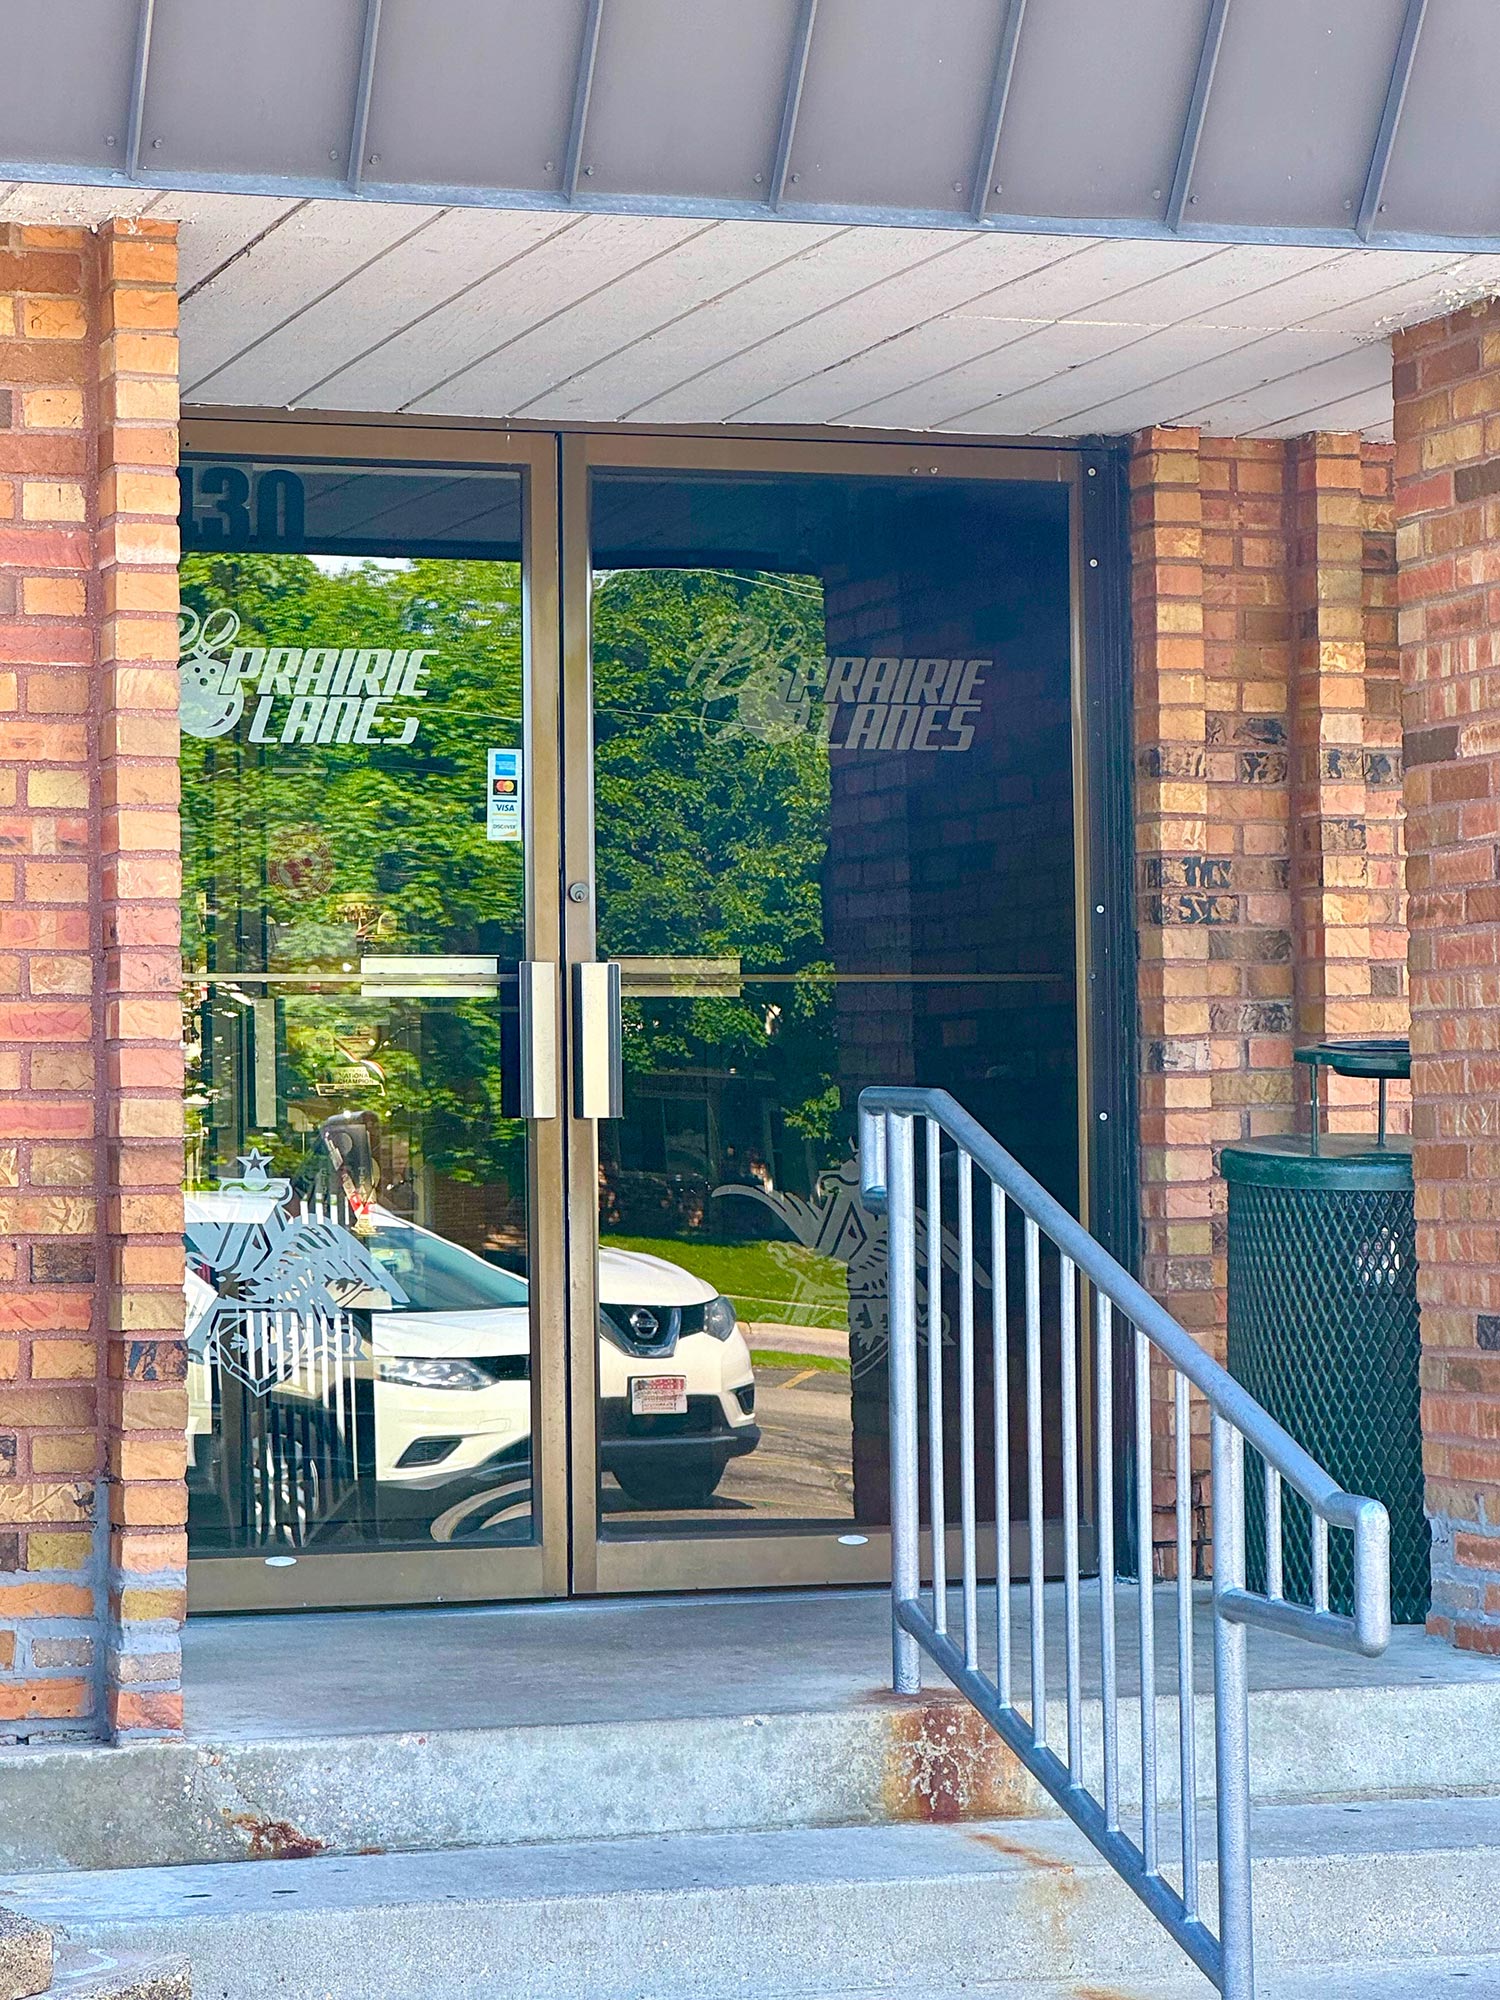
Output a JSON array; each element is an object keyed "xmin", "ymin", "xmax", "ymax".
[{"xmin": 2, "ymin": 0, "xmax": 1499, "ymax": 254}]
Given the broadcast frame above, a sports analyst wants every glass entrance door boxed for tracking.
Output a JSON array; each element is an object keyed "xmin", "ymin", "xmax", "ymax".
[
  {"xmin": 179, "ymin": 428, "xmax": 566, "ymax": 1611},
  {"xmin": 562, "ymin": 437, "xmax": 1093, "ymax": 1595}
]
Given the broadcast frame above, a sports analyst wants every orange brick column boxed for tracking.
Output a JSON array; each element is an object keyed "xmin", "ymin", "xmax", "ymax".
[
  {"xmin": 1132, "ymin": 427, "xmax": 1217, "ymax": 1346},
  {"xmin": 1200, "ymin": 437, "xmax": 1298, "ymax": 1159},
  {"xmin": 98, "ymin": 219, "xmax": 186, "ymax": 1735},
  {"xmin": 1361, "ymin": 441, "xmax": 1410, "ymax": 1093},
  {"xmin": 1287, "ymin": 433, "xmax": 1408, "ymax": 1125},
  {"xmin": 1131, "ymin": 427, "xmax": 1218, "ymax": 1571},
  {"xmin": 0, "ymin": 220, "xmax": 99, "ymax": 1736},
  {"xmin": 1394, "ymin": 298, "xmax": 1500, "ymax": 1651},
  {"xmin": 0, "ymin": 216, "xmax": 183, "ymax": 1739}
]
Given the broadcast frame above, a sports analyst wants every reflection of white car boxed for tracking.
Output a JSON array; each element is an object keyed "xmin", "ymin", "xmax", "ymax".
[{"xmin": 184, "ymin": 1198, "xmax": 759, "ymax": 1530}]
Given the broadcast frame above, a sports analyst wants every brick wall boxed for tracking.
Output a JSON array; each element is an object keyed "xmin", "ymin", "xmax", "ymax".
[
  {"xmin": 0, "ymin": 217, "xmax": 183, "ymax": 1738},
  {"xmin": 1393, "ymin": 299, "xmax": 1500, "ymax": 1651},
  {"xmin": 1132, "ymin": 425, "xmax": 1406, "ymax": 1570},
  {"xmin": 1135, "ymin": 426, "xmax": 1407, "ymax": 1353}
]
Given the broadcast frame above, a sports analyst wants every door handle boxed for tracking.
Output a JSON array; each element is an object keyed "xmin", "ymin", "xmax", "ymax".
[
  {"xmin": 572, "ymin": 961, "xmax": 623, "ymax": 1120},
  {"xmin": 518, "ymin": 961, "xmax": 558, "ymax": 1120}
]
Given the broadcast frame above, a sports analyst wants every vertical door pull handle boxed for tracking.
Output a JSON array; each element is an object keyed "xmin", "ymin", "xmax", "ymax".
[
  {"xmin": 518, "ymin": 962, "xmax": 559, "ymax": 1120},
  {"xmin": 573, "ymin": 961, "xmax": 623, "ymax": 1120}
]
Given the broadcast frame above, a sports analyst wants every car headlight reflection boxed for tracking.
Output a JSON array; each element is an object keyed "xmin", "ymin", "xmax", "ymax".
[
  {"xmin": 377, "ymin": 1356, "xmax": 495, "ymax": 1392},
  {"xmin": 703, "ymin": 1295, "xmax": 738, "ymax": 1341}
]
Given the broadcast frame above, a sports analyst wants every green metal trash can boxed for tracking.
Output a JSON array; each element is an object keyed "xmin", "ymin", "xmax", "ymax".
[{"xmin": 1222, "ymin": 1041, "xmax": 1428, "ymax": 1626}]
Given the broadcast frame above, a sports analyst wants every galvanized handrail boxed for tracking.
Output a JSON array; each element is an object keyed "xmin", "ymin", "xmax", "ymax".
[{"xmin": 859, "ymin": 1086, "xmax": 1391, "ymax": 2000}]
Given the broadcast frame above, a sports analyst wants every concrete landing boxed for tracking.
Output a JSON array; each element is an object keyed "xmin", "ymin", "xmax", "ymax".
[{"xmin": 178, "ymin": 1584, "xmax": 1500, "ymax": 1740}]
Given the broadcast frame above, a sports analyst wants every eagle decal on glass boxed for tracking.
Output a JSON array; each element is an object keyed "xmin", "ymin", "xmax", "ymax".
[
  {"xmin": 713, "ymin": 1154, "xmax": 991, "ymax": 1382},
  {"xmin": 186, "ymin": 1150, "xmax": 408, "ymax": 1395}
]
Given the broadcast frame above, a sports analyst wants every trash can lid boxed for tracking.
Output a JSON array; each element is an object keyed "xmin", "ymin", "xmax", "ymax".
[
  {"xmin": 1220, "ymin": 1132, "xmax": 1413, "ymax": 1190},
  {"xmin": 1292, "ymin": 1037, "xmax": 1411, "ymax": 1081}
]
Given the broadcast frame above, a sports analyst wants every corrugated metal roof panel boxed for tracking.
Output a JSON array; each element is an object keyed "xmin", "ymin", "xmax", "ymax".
[
  {"xmin": 141, "ymin": 0, "xmax": 366, "ymax": 182},
  {"xmin": 361, "ymin": 0, "xmax": 586, "ymax": 196},
  {"xmin": 990, "ymin": 0, "xmax": 1211, "ymax": 225},
  {"xmin": 0, "ymin": 0, "xmax": 1497, "ymax": 253},
  {"xmin": 1377, "ymin": 0, "xmax": 1500, "ymax": 240},
  {"xmin": 1187, "ymin": 0, "xmax": 1408, "ymax": 230},
  {"xmin": 585, "ymin": 0, "xmax": 800, "ymax": 202},
  {"xmin": 0, "ymin": 0, "xmax": 137, "ymax": 170}
]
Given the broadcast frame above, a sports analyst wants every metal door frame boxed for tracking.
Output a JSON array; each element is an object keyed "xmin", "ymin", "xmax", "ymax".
[
  {"xmin": 179, "ymin": 416, "xmax": 571, "ymax": 1612},
  {"xmin": 559, "ymin": 430, "xmax": 1101, "ymax": 1596},
  {"xmin": 176, "ymin": 416, "xmax": 1121, "ymax": 1610}
]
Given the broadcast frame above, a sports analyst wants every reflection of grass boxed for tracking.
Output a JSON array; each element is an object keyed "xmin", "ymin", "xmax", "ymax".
[
  {"xmin": 600, "ymin": 1234, "xmax": 847, "ymax": 1329},
  {"xmin": 751, "ymin": 1348, "xmax": 850, "ymax": 1374}
]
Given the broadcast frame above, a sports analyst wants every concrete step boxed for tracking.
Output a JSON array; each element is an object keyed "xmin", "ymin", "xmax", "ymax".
[
  {"xmin": 49, "ymin": 1950, "xmax": 190, "ymax": 2000},
  {"xmin": 4, "ymin": 1670, "xmax": 1500, "ymax": 1872},
  {"xmin": 4, "ymin": 1796, "xmax": 1500, "ymax": 2000},
  {"xmin": 801, "ymin": 1974, "xmax": 1500, "ymax": 2000},
  {"xmin": 800, "ymin": 1970, "xmax": 1500, "ymax": 2000},
  {"xmin": 1251, "ymin": 1964, "xmax": 1500, "ymax": 1997}
]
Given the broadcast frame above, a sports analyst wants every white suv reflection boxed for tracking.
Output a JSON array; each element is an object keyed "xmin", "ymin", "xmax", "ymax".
[{"xmin": 184, "ymin": 1199, "xmax": 759, "ymax": 1536}]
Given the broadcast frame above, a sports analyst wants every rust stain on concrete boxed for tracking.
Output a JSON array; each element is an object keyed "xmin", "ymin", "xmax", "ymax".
[
  {"xmin": 222, "ymin": 1811, "xmax": 329, "ymax": 1861},
  {"xmin": 881, "ymin": 1695, "xmax": 1041, "ymax": 1822},
  {"xmin": 965, "ymin": 1819, "xmax": 1090, "ymax": 1977},
  {"xmin": 972, "ymin": 1820, "xmax": 1092, "ymax": 1975},
  {"xmin": 964, "ymin": 1826, "xmax": 1075, "ymax": 1875}
]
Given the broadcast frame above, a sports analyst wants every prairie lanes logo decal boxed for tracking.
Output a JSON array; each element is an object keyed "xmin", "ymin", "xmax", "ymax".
[
  {"xmin": 822, "ymin": 654, "xmax": 987, "ymax": 753},
  {"xmin": 179, "ymin": 608, "xmax": 248, "ymax": 738},
  {"xmin": 691, "ymin": 638, "xmax": 989, "ymax": 754},
  {"xmin": 179, "ymin": 605, "xmax": 436, "ymax": 748}
]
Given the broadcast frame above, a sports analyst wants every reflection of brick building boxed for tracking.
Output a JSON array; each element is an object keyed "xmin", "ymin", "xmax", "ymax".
[{"xmin": 821, "ymin": 488, "xmax": 1076, "ymax": 1521}]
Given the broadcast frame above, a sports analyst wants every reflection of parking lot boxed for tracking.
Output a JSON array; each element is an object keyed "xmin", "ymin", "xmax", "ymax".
[{"xmin": 601, "ymin": 1320, "xmax": 854, "ymax": 1523}]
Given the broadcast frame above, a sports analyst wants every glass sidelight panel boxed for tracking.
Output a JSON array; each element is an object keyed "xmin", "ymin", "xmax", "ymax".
[
  {"xmin": 585, "ymin": 462, "xmax": 1081, "ymax": 1550},
  {"xmin": 178, "ymin": 459, "xmax": 551, "ymax": 1567}
]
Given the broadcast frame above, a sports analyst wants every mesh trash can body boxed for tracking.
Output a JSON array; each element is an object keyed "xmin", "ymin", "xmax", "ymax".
[{"xmin": 1223, "ymin": 1135, "xmax": 1428, "ymax": 1626}]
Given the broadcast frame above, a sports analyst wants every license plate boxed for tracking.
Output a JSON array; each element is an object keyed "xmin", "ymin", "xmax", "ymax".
[{"xmin": 631, "ymin": 1374, "xmax": 687, "ymax": 1416}]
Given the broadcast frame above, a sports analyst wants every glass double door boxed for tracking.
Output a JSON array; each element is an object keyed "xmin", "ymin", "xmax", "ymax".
[{"xmin": 180, "ymin": 423, "xmax": 1088, "ymax": 1611}]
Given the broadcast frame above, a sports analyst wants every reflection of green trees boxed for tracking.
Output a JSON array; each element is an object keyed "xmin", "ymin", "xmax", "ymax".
[
  {"xmin": 593, "ymin": 570, "xmax": 836, "ymax": 1151},
  {"xmin": 180, "ymin": 552, "xmax": 526, "ymax": 968},
  {"xmin": 181, "ymin": 552, "xmax": 525, "ymax": 1189},
  {"xmin": 182, "ymin": 554, "xmax": 839, "ymax": 1188}
]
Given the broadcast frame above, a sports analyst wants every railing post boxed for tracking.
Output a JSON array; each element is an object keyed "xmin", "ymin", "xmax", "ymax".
[
  {"xmin": 887, "ymin": 1111, "xmax": 922, "ymax": 1696},
  {"xmin": 1211, "ymin": 1413, "xmax": 1254, "ymax": 2000}
]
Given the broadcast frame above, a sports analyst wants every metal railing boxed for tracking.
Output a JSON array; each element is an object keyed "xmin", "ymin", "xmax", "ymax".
[{"xmin": 858, "ymin": 1087, "xmax": 1391, "ymax": 2000}]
